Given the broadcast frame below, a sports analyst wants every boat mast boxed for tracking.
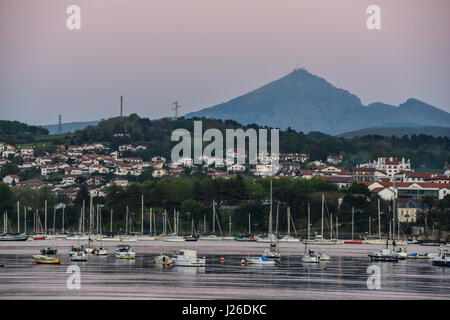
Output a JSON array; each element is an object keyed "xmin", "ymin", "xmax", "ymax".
[
  {"xmin": 378, "ymin": 198, "xmax": 381, "ymax": 240},
  {"xmin": 126, "ymin": 206, "xmax": 129, "ymax": 235},
  {"xmin": 44, "ymin": 200, "xmax": 47, "ymax": 235},
  {"xmin": 82, "ymin": 200, "xmax": 85, "ymax": 234},
  {"xmin": 17, "ymin": 201, "xmax": 20, "ymax": 234},
  {"xmin": 141, "ymin": 195, "xmax": 144, "ymax": 236},
  {"xmin": 269, "ymin": 179, "xmax": 273, "ymax": 235},
  {"xmin": 53, "ymin": 207, "xmax": 56, "ymax": 235},
  {"xmin": 275, "ymin": 201, "xmax": 279, "ymax": 236},
  {"xmin": 330, "ymin": 213, "xmax": 333, "ymax": 239},
  {"xmin": 149, "ymin": 208, "xmax": 152, "ymax": 235},
  {"xmin": 203, "ymin": 214, "xmax": 206, "ymax": 234},
  {"xmin": 321, "ymin": 193, "xmax": 324, "ymax": 238},
  {"xmin": 110, "ymin": 209, "xmax": 113, "ymax": 234},
  {"xmin": 229, "ymin": 216, "xmax": 232, "ymax": 236},
  {"xmin": 212, "ymin": 201, "xmax": 215, "ymax": 235},
  {"xmin": 351, "ymin": 207, "xmax": 354, "ymax": 241},
  {"xmin": 306, "ymin": 203, "xmax": 310, "ymax": 252},
  {"xmin": 336, "ymin": 216, "xmax": 339, "ymax": 239},
  {"xmin": 62, "ymin": 206, "xmax": 65, "ymax": 234},
  {"xmin": 248, "ymin": 213, "xmax": 251, "ymax": 235},
  {"xmin": 24, "ymin": 207, "xmax": 27, "ymax": 235},
  {"xmin": 287, "ymin": 207, "xmax": 290, "ymax": 237}
]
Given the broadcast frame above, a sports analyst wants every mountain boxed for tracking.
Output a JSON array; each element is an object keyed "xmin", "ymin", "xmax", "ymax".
[
  {"xmin": 337, "ymin": 126, "xmax": 450, "ymax": 139},
  {"xmin": 186, "ymin": 68, "xmax": 450, "ymax": 135},
  {"xmin": 43, "ymin": 121, "xmax": 99, "ymax": 134}
]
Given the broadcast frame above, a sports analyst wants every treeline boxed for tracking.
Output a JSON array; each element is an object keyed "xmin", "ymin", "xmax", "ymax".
[
  {"xmin": 3, "ymin": 177, "xmax": 449, "ymax": 236},
  {"xmin": 1, "ymin": 115, "xmax": 448, "ymax": 169},
  {"xmin": 70, "ymin": 115, "xmax": 450, "ymax": 169},
  {"xmin": 0, "ymin": 120, "xmax": 49, "ymax": 145}
]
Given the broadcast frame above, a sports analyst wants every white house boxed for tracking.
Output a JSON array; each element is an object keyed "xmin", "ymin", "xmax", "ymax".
[
  {"xmin": 2, "ymin": 174, "xmax": 20, "ymax": 185},
  {"xmin": 227, "ymin": 164, "xmax": 246, "ymax": 172}
]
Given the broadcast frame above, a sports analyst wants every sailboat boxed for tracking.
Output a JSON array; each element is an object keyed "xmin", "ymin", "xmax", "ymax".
[
  {"xmin": 0, "ymin": 211, "xmax": 28, "ymax": 241},
  {"xmin": 257, "ymin": 180, "xmax": 281, "ymax": 260},
  {"xmin": 94, "ymin": 210, "xmax": 108, "ymax": 256},
  {"xmin": 222, "ymin": 216, "xmax": 235, "ymax": 241},
  {"xmin": 302, "ymin": 204, "xmax": 320, "ymax": 263},
  {"xmin": 257, "ymin": 180, "xmax": 278, "ymax": 243},
  {"xmin": 279, "ymin": 207, "xmax": 300, "ymax": 242},
  {"xmin": 138, "ymin": 208, "xmax": 156, "ymax": 241},
  {"xmin": 305, "ymin": 194, "xmax": 339, "ymax": 245},
  {"xmin": 184, "ymin": 218, "xmax": 198, "ymax": 241},
  {"xmin": 368, "ymin": 207, "xmax": 399, "ymax": 262},
  {"xmin": 199, "ymin": 201, "xmax": 223, "ymax": 241},
  {"xmin": 432, "ymin": 248, "xmax": 450, "ymax": 267},
  {"xmin": 164, "ymin": 210, "xmax": 185, "ymax": 242},
  {"xmin": 234, "ymin": 213, "xmax": 257, "ymax": 241}
]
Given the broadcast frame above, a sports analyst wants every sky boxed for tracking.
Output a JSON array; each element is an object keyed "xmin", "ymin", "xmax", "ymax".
[{"xmin": 0, "ymin": 0, "xmax": 449, "ymax": 125}]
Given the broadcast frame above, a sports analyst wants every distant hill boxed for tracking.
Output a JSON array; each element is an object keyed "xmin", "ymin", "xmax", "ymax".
[
  {"xmin": 43, "ymin": 121, "xmax": 99, "ymax": 134},
  {"xmin": 186, "ymin": 68, "xmax": 450, "ymax": 135},
  {"xmin": 337, "ymin": 126, "xmax": 450, "ymax": 138}
]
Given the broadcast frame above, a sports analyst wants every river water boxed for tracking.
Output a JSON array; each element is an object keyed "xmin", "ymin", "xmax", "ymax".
[{"xmin": 0, "ymin": 241, "xmax": 448, "ymax": 299}]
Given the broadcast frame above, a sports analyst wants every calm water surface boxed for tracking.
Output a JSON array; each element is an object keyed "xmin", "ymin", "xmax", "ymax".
[{"xmin": 0, "ymin": 241, "xmax": 449, "ymax": 299}]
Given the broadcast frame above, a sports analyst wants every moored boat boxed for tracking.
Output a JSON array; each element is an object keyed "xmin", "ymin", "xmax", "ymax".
[
  {"xmin": 432, "ymin": 248, "xmax": 450, "ymax": 267},
  {"xmin": 244, "ymin": 255, "xmax": 277, "ymax": 265},
  {"xmin": 0, "ymin": 234, "xmax": 29, "ymax": 241},
  {"xmin": 173, "ymin": 249, "xmax": 205, "ymax": 267},
  {"xmin": 115, "ymin": 245, "xmax": 136, "ymax": 259},
  {"xmin": 70, "ymin": 251, "xmax": 88, "ymax": 262},
  {"xmin": 33, "ymin": 254, "xmax": 62, "ymax": 264},
  {"xmin": 302, "ymin": 250, "xmax": 320, "ymax": 263},
  {"xmin": 40, "ymin": 247, "xmax": 57, "ymax": 255},
  {"xmin": 368, "ymin": 248, "xmax": 399, "ymax": 262}
]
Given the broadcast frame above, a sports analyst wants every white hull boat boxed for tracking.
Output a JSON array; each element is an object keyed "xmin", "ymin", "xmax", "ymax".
[
  {"xmin": 245, "ymin": 256, "xmax": 277, "ymax": 265},
  {"xmin": 198, "ymin": 235, "xmax": 223, "ymax": 241},
  {"xmin": 173, "ymin": 249, "xmax": 206, "ymax": 267},
  {"xmin": 302, "ymin": 250, "xmax": 320, "ymax": 263},
  {"xmin": 115, "ymin": 245, "xmax": 136, "ymax": 259}
]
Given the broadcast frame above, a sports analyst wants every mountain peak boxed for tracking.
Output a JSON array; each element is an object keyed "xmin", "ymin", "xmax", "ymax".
[{"xmin": 186, "ymin": 70, "xmax": 449, "ymax": 135}]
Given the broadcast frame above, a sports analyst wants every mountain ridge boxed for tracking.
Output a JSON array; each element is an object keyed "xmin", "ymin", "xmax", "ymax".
[{"xmin": 186, "ymin": 69, "xmax": 450, "ymax": 135}]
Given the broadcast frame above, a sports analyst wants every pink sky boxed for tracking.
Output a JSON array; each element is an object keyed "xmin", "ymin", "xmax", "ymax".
[{"xmin": 0, "ymin": 0, "xmax": 449, "ymax": 125}]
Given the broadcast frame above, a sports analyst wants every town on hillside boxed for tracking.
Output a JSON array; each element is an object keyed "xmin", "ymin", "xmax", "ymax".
[{"xmin": 1, "ymin": 141, "xmax": 449, "ymax": 217}]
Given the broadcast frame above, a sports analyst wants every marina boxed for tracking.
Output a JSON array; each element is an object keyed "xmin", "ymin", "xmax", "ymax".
[{"xmin": 0, "ymin": 240, "xmax": 449, "ymax": 299}]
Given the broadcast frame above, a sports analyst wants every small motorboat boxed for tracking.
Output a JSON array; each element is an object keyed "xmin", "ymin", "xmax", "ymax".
[
  {"xmin": 115, "ymin": 245, "xmax": 136, "ymax": 259},
  {"xmin": 198, "ymin": 234, "xmax": 223, "ymax": 241},
  {"xmin": 69, "ymin": 245, "xmax": 85, "ymax": 257},
  {"xmin": 40, "ymin": 247, "xmax": 57, "ymax": 255},
  {"xmin": 66, "ymin": 233, "xmax": 89, "ymax": 241},
  {"xmin": 317, "ymin": 250, "xmax": 331, "ymax": 261},
  {"xmin": 95, "ymin": 247, "xmax": 108, "ymax": 256},
  {"xmin": 396, "ymin": 247, "xmax": 408, "ymax": 260},
  {"xmin": 173, "ymin": 249, "xmax": 205, "ymax": 267},
  {"xmin": 164, "ymin": 233, "xmax": 186, "ymax": 242},
  {"xmin": 153, "ymin": 254, "xmax": 174, "ymax": 266},
  {"xmin": 407, "ymin": 252, "xmax": 438, "ymax": 260},
  {"xmin": 0, "ymin": 234, "xmax": 29, "ymax": 241},
  {"xmin": 184, "ymin": 235, "xmax": 198, "ymax": 242},
  {"xmin": 244, "ymin": 256, "xmax": 277, "ymax": 265},
  {"xmin": 278, "ymin": 236, "xmax": 300, "ymax": 243},
  {"xmin": 32, "ymin": 254, "xmax": 62, "ymax": 264},
  {"xmin": 263, "ymin": 242, "xmax": 281, "ymax": 259},
  {"xmin": 302, "ymin": 250, "xmax": 320, "ymax": 263},
  {"xmin": 432, "ymin": 248, "xmax": 450, "ymax": 267},
  {"xmin": 70, "ymin": 251, "xmax": 88, "ymax": 262},
  {"xmin": 32, "ymin": 235, "xmax": 47, "ymax": 240},
  {"xmin": 368, "ymin": 248, "xmax": 399, "ymax": 262}
]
